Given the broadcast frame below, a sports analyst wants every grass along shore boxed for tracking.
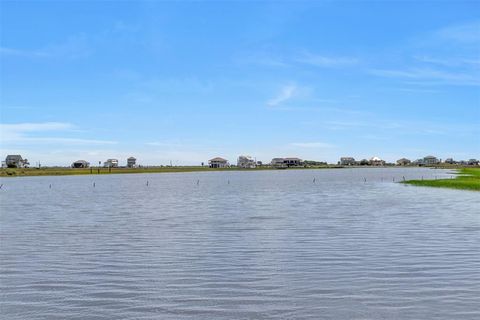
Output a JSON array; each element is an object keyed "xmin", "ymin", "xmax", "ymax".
[
  {"xmin": 0, "ymin": 165, "xmax": 341, "ymax": 177},
  {"xmin": 403, "ymin": 168, "xmax": 480, "ymax": 191}
]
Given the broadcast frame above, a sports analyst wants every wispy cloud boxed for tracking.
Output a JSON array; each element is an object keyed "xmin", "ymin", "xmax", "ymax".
[
  {"xmin": 296, "ymin": 51, "xmax": 358, "ymax": 67},
  {"xmin": 0, "ymin": 122, "xmax": 116, "ymax": 145},
  {"xmin": 369, "ymin": 68, "xmax": 480, "ymax": 86},
  {"xmin": 267, "ymin": 85, "xmax": 298, "ymax": 106}
]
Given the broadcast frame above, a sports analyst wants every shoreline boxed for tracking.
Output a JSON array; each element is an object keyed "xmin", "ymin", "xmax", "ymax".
[
  {"xmin": 402, "ymin": 168, "xmax": 480, "ymax": 191},
  {"xmin": 0, "ymin": 165, "xmax": 464, "ymax": 178}
]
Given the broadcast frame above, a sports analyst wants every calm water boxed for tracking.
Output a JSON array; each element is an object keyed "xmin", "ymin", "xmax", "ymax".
[{"xmin": 1, "ymin": 168, "xmax": 479, "ymax": 319}]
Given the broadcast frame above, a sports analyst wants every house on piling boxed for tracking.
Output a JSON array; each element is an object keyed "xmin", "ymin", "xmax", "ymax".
[
  {"xmin": 339, "ymin": 157, "xmax": 356, "ymax": 166},
  {"xmin": 369, "ymin": 156, "xmax": 385, "ymax": 166},
  {"xmin": 209, "ymin": 157, "xmax": 229, "ymax": 168},
  {"xmin": 423, "ymin": 155, "xmax": 439, "ymax": 166},
  {"xmin": 71, "ymin": 160, "xmax": 90, "ymax": 168},
  {"xmin": 127, "ymin": 157, "xmax": 137, "ymax": 168},
  {"xmin": 237, "ymin": 155, "xmax": 256, "ymax": 168},
  {"xmin": 5, "ymin": 155, "xmax": 29, "ymax": 168},
  {"xmin": 270, "ymin": 157, "xmax": 303, "ymax": 168},
  {"xmin": 103, "ymin": 159, "xmax": 119, "ymax": 168},
  {"xmin": 396, "ymin": 158, "xmax": 411, "ymax": 166}
]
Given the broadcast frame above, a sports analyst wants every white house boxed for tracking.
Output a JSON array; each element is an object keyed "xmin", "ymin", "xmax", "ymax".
[
  {"xmin": 209, "ymin": 157, "xmax": 229, "ymax": 168},
  {"xmin": 237, "ymin": 155, "xmax": 256, "ymax": 168},
  {"xmin": 104, "ymin": 159, "xmax": 119, "ymax": 168}
]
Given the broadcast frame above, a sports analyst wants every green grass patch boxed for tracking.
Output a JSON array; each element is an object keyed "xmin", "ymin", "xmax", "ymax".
[{"xmin": 403, "ymin": 168, "xmax": 480, "ymax": 191}]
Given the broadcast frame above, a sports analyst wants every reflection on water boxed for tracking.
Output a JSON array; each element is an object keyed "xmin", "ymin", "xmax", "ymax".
[{"xmin": 1, "ymin": 168, "xmax": 479, "ymax": 319}]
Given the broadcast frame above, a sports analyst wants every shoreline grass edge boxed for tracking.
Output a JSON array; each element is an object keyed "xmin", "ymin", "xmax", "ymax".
[{"xmin": 402, "ymin": 168, "xmax": 480, "ymax": 191}]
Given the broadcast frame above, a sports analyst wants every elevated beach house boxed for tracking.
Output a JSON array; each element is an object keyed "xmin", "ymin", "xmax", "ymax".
[
  {"xmin": 369, "ymin": 156, "xmax": 385, "ymax": 166},
  {"xmin": 103, "ymin": 159, "xmax": 119, "ymax": 168},
  {"xmin": 237, "ymin": 155, "xmax": 256, "ymax": 168},
  {"xmin": 5, "ymin": 155, "xmax": 29, "ymax": 168},
  {"xmin": 423, "ymin": 155, "xmax": 439, "ymax": 165},
  {"xmin": 71, "ymin": 160, "xmax": 90, "ymax": 168},
  {"xmin": 271, "ymin": 157, "xmax": 303, "ymax": 168},
  {"xmin": 127, "ymin": 157, "xmax": 137, "ymax": 168},
  {"xmin": 339, "ymin": 157, "xmax": 356, "ymax": 166},
  {"xmin": 209, "ymin": 157, "xmax": 229, "ymax": 168},
  {"xmin": 396, "ymin": 158, "xmax": 411, "ymax": 166}
]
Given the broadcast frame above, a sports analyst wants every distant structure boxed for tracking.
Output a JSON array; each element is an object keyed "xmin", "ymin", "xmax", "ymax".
[
  {"xmin": 271, "ymin": 158, "xmax": 286, "ymax": 167},
  {"xmin": 369, "ymin": 156, "xmax": 385, "ymax": 166},
  {"xmin": 468, "ymin": 159, "xmax": 479, "ymax": 166},
  {"xmin": 237, "ymin": 155, "xmax": 256, "ymax": 168},
  {"xmin": 270, "ymin": 157, "xmax": 303, "ymax": 167},
  {"xmin": 209, "ymin": 157, "xmax": 229, "ymax": 168},
  {"xmin": 339, "ymin": 157, "xmax": 356, "ymax": 166},
  {"xmin": 5, "ymin": 155, "xmax": 29, "ymax": 168},
  {"xmin": 423, "ymin": 155, "xmax": 439, "ymax": 165},
  {"xmin": 103, "ymin": 159, "xmax": 119, "ymax": 168},
  {"xmin": 127, "ymin": 157, "xmax": 137, "ymax": 168},
  {"xmin": 396, "ymin": 158, "xmax": 411, "ymax": 166},
  {"xmin": 444, "ymin": 158, "xmax": 455, "ymax": 164},
  {"xmin": 72, "ymin": 160, "xmax": 90, "ymax": 168}
]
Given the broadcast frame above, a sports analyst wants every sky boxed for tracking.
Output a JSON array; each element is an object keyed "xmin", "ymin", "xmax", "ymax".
[{"xmin": 0, "ymin": 0, "xmax": 479, "ymax": 166}]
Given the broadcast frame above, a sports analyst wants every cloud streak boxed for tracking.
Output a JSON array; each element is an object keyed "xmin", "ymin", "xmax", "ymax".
[
  {"xmin": 0, "ymin": 122, "xmax": 116, "ymax": 145},
  {"xmin": 267, "ymin": 85, "xmax": 298, "ymax": 106}
]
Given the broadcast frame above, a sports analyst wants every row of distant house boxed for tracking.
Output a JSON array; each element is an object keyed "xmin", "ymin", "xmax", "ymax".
[
  {"xmin": 339, "ymin": 155, "xmax": 480, "ymax": 166},
  {"xmin": 71, "ymin": 157, "xmax": 138, "ymax": 168},
  {"xmin": 3, "ymin": 154, "xmax": 479, "ymax": 169},
  {"xmin": 208, "ymin": 156, "xmax": 304, "ymax": 168}
]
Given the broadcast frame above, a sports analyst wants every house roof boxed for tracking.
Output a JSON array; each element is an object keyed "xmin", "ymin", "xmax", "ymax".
[
  {"xmin": 6, "ymin": 155, "xmax": 23, "ymax": 160},
  {"xmin": 209, "ymin": 157, "xmax": 227, "ymax": 162},
  {"xmin": 370, "ymin": 156, "xmax": 383, "ymax": 161},
  {"xmin": 73, "ymin": 160, "xmax": 89, "ymax": 163},
  {"xmin": 284, "ymin": 157, "xmax": 302, "ymax": 161},
  {"xmin": 127, "ymin": 157, "xmax": 136, "ymax": 160}
]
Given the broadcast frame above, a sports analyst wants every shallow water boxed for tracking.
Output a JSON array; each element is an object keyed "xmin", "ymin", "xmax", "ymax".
[{"xmin": 1, "ymin": 168, "xmax": 479, "ymax": 319}]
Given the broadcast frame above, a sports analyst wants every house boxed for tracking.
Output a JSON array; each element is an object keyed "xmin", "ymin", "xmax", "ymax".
[
  {"xmin": 237, "ymin": 155, "xmax": 256, "ymax": 168},
  {"xmin": 72, "ymin": 160, "xmax": 90, "ymax": 168},
  {"xmin": 5, "ymin": 155, "xmax": 29, "ymax": 168},
  {"xmin": 271, "ymin": 158, "xmax": 286, "ymax": 167},
  {"xmin": 444, "ymin": 158, "xmax": 455, "ymax": 164},
  {"xmin": 339, "ymin": 157, "xmax": 356, "ymax": 166},
  {"xmin": 423, "ymin": 155, "xmax": 439, "ymax": 165},
  {"xmin": 468, "ymin": 159, "xmax": 479, "ymax": 166},
  {"xmin": 413, "ymin": 159, "xmax": 425, "ymax": 166},
  {"xmin": 369, "ymin": 156, "xmax": 385, "ymax": 166},
  {"xmin": 396, "ymin": 158, "xmax": 411, "ymax": 166},
  {"xmin": 103, "ymin": 159, "xmax": 119, "ymax": 168},
  {"xmin": 127, "ymin": 157, "xmax": 137, "ymax": 168},
  {"xmin": 284, "ymin": 158, "xmax": 303, "ymax": 167},
  {"xmin": 209, "ymin": 157, "xmax": 228, "ymax": 168}
]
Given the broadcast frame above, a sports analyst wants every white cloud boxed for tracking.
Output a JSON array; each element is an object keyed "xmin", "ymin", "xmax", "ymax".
[
  {"xmin": 267, "ymin": 85, "xmax": 298, "ymax": 106},
  {"xmin": 0, "ymin": 122, "xmax": 116, "ymax": 145},
  {"xmin": 369, "ymin": 68, "xmax": 480, "ymax": 86},
  {"xmin": 296, "ymin": 51, "xmax": 358, "ymax": 67}
]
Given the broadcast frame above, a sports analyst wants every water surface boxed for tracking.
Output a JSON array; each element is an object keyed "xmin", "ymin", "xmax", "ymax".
[{"xmin": 1, "ymin": 168, "xmax": 479, "ymax": 319}]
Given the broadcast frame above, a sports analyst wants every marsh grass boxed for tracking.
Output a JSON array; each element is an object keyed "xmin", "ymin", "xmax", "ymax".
[{"xmin": 403, "ymin": 168, "xmax": 480, "ymax": 191}]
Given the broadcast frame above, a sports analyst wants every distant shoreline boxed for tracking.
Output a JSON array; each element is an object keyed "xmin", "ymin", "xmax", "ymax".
[{"xmin": 0, "ymin": 165, "xmax": 467, "ymax": 178}]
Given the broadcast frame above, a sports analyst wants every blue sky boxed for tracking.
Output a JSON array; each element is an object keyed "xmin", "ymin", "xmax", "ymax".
[{"xmin": 1, "ymin": 1, "xmax": 479, "ymax": 166}]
